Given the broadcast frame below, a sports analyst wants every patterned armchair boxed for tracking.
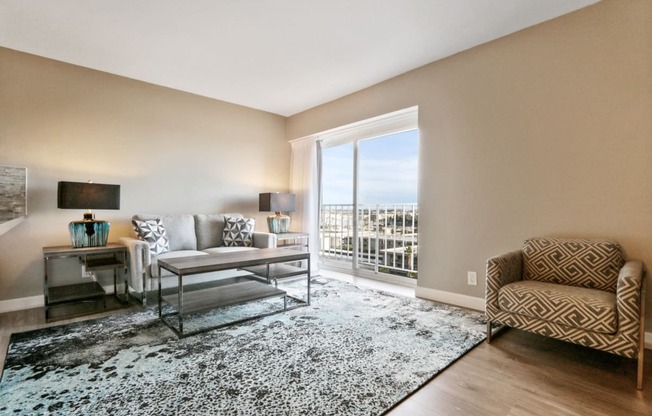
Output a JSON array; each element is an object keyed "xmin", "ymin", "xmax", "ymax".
[{"xmin": 485, "ymin": 237, "xmax": 646, "ymax": 389}]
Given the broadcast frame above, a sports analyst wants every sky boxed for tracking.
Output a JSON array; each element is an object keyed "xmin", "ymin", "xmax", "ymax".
[{"xmin": 321, "ymin": 130, "xmax": 418, "ymax": 205}]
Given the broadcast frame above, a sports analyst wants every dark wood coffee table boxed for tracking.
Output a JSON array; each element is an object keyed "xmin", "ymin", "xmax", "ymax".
[{"xmin": 157, "ymin": 248, "xmax": 310, "ymax": 337}]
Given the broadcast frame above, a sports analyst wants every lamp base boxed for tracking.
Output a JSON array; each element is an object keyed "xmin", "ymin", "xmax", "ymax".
[
  {"xmin": 69, "ymin": 220, "xmax": 110, "ymax": 248},
  {"xmin": 267, "ymin": 214, "xmax": 290, "ymax": 234}
]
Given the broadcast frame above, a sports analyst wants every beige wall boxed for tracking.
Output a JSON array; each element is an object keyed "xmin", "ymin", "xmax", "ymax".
[
  {"xmin": 1, "ymin": 0, "xmax": 651, "ymax": 329},
  {"xmin": 288, "ymin": 1, "xmax": 652, "ymax": 324},
  {"xmin": 0, "ymin": 47, "xmax": 289, "ymax": 302}
]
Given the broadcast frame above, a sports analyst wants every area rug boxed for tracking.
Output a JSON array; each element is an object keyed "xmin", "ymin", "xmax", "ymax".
[{"xmin": 0, "ymin": 277, "xmax": 486, "ymax": 415}]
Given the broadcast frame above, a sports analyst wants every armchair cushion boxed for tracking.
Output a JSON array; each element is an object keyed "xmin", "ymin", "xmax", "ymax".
[
  {"xmin": 498, "ymin": 280, "xmax": 617, "ymax": 334},
  {"xmin": 523, "ymin": 237, "xmax": 625, "ymax": 293}
]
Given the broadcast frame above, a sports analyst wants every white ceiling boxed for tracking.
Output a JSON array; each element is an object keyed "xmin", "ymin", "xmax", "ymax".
[{"xmin": 0, "ymin": 0, "xmax": 600, "ymax": 116}]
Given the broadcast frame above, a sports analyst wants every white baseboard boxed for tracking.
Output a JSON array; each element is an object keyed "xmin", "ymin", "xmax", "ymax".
[
  {"xmin": 415, "ymin": 286, "xmax": 485, "ymax": 311},
  {"xmin": 415, "ymin": 287, "xmax": 652, "ymax": 350},
  {"xmin": 0, "ymin": 295, "xmax": 44, "ymax": 314},
  {"xmin": 0, "ymin": 284, "xmax": 120, "ymax": 314}
]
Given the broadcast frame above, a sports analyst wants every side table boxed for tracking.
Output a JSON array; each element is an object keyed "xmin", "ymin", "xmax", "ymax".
[
  {"xmin": 274, "ymin": 232, "xmax": 310, "ymax": 278},
  {"xmin": 276, "ymin": 232, "xmax": 309, "ymax": 251},
  {"xmin": 43, "ymin": 243, "xmax": 129, "ymax": 321}
]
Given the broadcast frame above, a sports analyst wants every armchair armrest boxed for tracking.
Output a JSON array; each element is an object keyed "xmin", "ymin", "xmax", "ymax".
[
  {"xmin": 252, "ymin": 231, "xmax": 277, "ymax": 249},
  {"xmin": 119, "ymin": 236, "xmax": 151, "ymax": 295},
  {"xmin": 485, "ymin": 250, "xmax": 523, "ymax": 317},
  {"xmin": 615, "ymin": 260, "xmax": 644, "ymax": 338}
]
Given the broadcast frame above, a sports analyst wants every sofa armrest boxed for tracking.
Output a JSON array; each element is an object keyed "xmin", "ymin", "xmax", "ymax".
[
  {"xmin": 615, "ymin": 260, "xmax": 645, "ymax": 339},
  {"xmin": 119, "ymin": 236, "xmax": 151, "ymax": 294},
  {"xmin": 252, "ymin": 231, "xmax": 277, "ymax": 249},
  {"xmin": 485, "ymin": 250, "xmax": 523, "ymax": 317}
]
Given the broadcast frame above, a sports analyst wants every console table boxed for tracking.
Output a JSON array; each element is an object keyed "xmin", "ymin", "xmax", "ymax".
[
  {"xmin": 158, "ymin": 248, "xmax": 310, "ymax": 337},
  {"xmin": 43, "ymin": 243, "xmax": 128, "ymax": 321}
]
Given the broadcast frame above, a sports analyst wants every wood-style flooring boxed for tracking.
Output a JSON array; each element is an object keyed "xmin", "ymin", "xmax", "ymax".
[
  {"xmin": 388, "ymin": 329, "xmax": 651, "ymax": 416},
  {"xmin": 1, "ymin": 283, "xmax": 650, "ymax": 416}
]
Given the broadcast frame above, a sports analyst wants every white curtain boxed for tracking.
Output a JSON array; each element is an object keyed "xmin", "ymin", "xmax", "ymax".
[{"xmin": 290, "ymin": 137, "xmax": 320, "ymax": 273}]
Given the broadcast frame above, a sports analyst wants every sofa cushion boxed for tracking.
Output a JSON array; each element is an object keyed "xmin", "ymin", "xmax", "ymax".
[
  {"xmin": 202, "ymin": 246, "xmax": 259, "ymax": 255},
  {"xmin": 134, "ymin": 214, "xmax": 197, "ymax": 251},
  {"xmin": 132, "ymin": 219, "xmax": 170, "ymax": 256},
  {"xmin": 523, "ymin": 237, "xmax": 624, "ymax": 293},
  {"xmin": 150, "ymin": 250, "xmax": 208, "ymax": 278},
  {"xmin": 195, "ymin": 213, "xmax": 243, "ymax": 250},
  {"xmin": 222, "ymin": 216, "xmax": 255, "ymax": 247},
  {"xmin": 498, "ymin": 280, "xmax": 617, "ymax": 334}
]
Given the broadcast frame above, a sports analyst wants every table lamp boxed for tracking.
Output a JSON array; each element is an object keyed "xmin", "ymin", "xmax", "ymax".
[
  {"xmin": 57, "ymin": 181, "xmax": 120, "ymax": 247},
  {"xmin": 259, "ymin": 192, "xmax": 295, "ymax": 233}
]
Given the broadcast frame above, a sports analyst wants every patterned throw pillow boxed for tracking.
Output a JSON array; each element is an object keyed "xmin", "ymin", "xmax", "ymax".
[
  {"xmin": 222, "ymin": 216, "xmax": 255, "ymax": 247},
  {"xmin": 132, "ymin": 218, "xmax": 170, "ymax": 256}
]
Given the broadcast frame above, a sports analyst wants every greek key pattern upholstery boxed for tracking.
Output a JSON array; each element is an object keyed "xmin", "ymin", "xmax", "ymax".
[
  {"xmin": 486, "ymin": 237, "xmax": 644, "ymax": 360},
  {"xmin": 498, "ymin": 280, "xmax": 617, "ymax": 334},
  {"xmin": 523, "ymin": 237, "xmax": 624, "ymax": 293},
  {"xmin": 485, "ymin": 250, "xmax": 523, "ymax": 318},
  {"xmin": 487, "ymin": 308, "xmax": 639, "ymax": 358}
]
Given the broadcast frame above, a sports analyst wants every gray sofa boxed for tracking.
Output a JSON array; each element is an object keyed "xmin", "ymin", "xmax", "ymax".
[{"xmin": 119, "ymin": 213, "xmax": 277, "ymax": 305}]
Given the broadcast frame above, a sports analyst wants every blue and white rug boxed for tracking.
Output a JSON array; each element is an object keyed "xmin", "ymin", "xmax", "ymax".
[{"xmin": 0, "ymin": 277, "xmax": 486, "ymax": 415}]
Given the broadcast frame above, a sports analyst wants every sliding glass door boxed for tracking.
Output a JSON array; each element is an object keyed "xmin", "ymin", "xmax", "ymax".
[{"xmin": 320, "ymin": 129, "xmax": 419, "ymax": 281}]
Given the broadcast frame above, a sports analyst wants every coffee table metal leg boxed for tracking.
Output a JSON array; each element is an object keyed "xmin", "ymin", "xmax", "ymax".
[
  {"xmin": 44, "ymin": 257, "xmax": 50, "ymax": 320},
  {"xmin": 158, "ymin": 266, "xmax": 162, "ymax": 318},
  {"xmin": 178, "ymin": 272, "xmax": 184, "ymax": 336},
  {"xmin": 307, "ymin": 256, "xmax": 311, "ymax": 305},
  {"xmin": 122, "ymin": 251, "xmax": 129, "ymax": 305}
]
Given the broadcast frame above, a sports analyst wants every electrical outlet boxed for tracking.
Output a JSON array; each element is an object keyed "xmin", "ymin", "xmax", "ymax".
[
  {"xmin": 81, "ymin": 264, "xmax": 94, "ymax": 279},
  {"xmin": 467, "ymin": 271, "xmax": 477, "ymax": 286},
  {"xmin": 81, "ymin": 272, "xmax": 94, "ymax": 279}
]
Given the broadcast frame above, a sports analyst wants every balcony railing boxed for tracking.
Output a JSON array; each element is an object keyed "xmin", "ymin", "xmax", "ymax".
[{"xmin": 319, "ymin": 203, "xmax": 418, "ymax": 279}]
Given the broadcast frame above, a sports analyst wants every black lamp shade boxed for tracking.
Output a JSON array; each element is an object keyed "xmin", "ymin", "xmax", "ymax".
[
  {"xmin": 57, "ymin": 181, "xmax": 120, "ymax": 248},
  {"xmin": 57, "ymin": 181, "xmax": 120, "ymax": 210},
  {"xmin": 259, "ymin": 192, "xmax": 295, "ymax": 213}
]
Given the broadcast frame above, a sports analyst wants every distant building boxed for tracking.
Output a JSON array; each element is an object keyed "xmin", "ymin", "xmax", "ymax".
[{"xmin": 319, "ymin": 203, "xmax": 418, "ymax": 278}]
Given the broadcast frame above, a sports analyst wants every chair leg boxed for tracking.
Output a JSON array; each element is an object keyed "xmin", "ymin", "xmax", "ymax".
[
  {"xmin": 638, "ymin": 351, "xmax": 644, "ymax": 390},
  {"xmin": 487, "ymin": 321, "xmax": 493, "ymax": 344},
  {"xmin": 637, "ymin": 284, "xmax": 646, "ymax": 390}
]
